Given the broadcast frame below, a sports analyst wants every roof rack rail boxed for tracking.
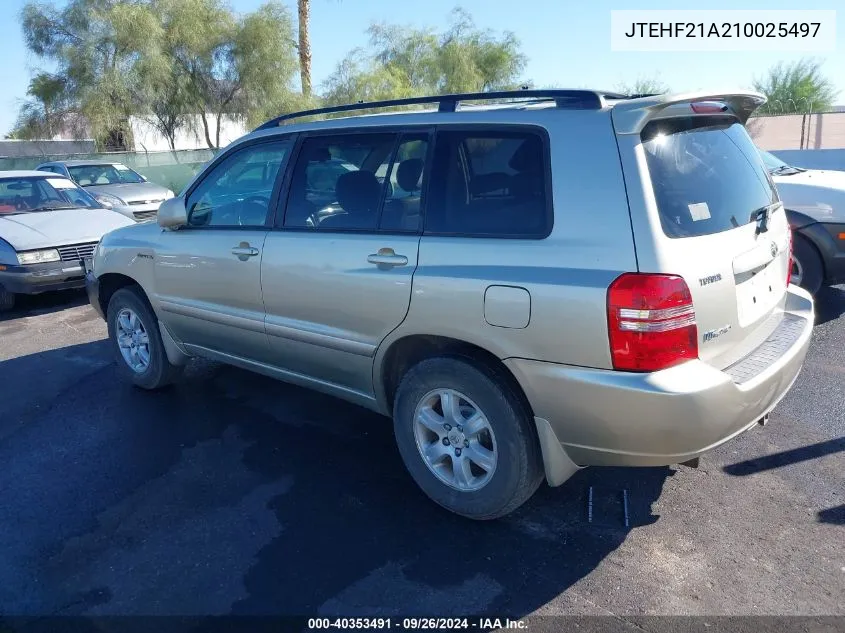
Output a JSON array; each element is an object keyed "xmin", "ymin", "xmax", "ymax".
[{"xmin": 254, "ymin": 89, "xmax": 628, "ymax": 131}]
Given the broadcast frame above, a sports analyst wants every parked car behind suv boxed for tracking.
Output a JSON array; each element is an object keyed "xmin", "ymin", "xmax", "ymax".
[
  {"xmin": 0, "ymin": 170, "xmax": 133, "ymax": 311},
  {"xmin": 758, "ymin": 149, "xmax": 845, "ymax": 294},
  {"xmin": 36, "ymin": 160, "xmax": 174, "ymax": 223},
  {"xmin": 85, "ymin": 90, "xmax": 814, "ymax": 519}
]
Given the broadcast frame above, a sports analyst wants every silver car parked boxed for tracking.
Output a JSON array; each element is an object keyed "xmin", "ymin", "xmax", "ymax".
[
  {"xmin": 0, "ymin": 171, "xmax": 133, "ymax": 311},
  {"xmin": 85, "ymin": 90, "xmax": 814, "ymax": 519},
  {"xmin": 36, "ymin": 160, "xmax": 174, "ymax": 222}
]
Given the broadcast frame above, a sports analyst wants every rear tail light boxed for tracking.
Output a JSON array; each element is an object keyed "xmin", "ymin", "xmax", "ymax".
[
  {"xmin": 786, "ymin": 229, "xmax": 794, "ymax": 285},
  {"xmin": 607, "ymin": 273, "xmax": 698, "ymax": 372}
]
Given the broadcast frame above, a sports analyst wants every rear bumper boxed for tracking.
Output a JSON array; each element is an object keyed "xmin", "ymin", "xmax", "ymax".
[
  {"xmin": 506, "ymin": 286, "xmax": 814, "ymax": 479},
  {"xmin": 0, "ymin": 261, "xmax": 86, "ymax": 294},
  {"xmin": 796, "ymin": 221, "xmax": 845, "ymax": 286}
]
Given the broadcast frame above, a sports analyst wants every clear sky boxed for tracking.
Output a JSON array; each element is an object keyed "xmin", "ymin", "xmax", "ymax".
[{"xmin": 1, "ymin": 0, "xmax": 842, "ymax": 136}]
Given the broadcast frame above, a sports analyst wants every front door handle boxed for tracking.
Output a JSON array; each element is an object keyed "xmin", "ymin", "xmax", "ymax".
[
  {"xmin": 232, "ymin": 242, "xmax": 260, "ymax": 260},
  {"xmin": 367, "ymin": 248, "xmax": 408, "ymax": 268}
]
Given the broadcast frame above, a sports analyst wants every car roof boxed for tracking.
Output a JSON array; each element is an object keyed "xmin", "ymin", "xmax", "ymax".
[
  {"xmin": 0, "ymin": 170, "xmax": 70, "ymax": 179},
  {"xmin": 242, "ymin": 103, "xmax": 579, "ymax": 146},
  {"xmin": 243, "ymin": 89, "xmax": 764, "ymax": 144}
]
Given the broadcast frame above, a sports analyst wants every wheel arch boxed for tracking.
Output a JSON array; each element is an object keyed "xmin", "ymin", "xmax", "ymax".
[
  {"xmin": 376, "ymin": 333, "xmax": 535, "ymax": 423},
  {"xmin": 785, "ymin": 208, "xmax": 819, "ymax": 230},
  {"xmin": 98, "ymin": 272, "xmax": 145, "ymax": 316},
  {"xmin": 98, "ymin": 272, "xmax": 189, "ymax": 366}
]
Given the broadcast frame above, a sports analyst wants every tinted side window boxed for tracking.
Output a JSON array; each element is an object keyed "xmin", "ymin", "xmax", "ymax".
[
  {"xmin": 379, "ymin": 134, "xmax": 429, "ymax": 232},
  {"xmin": 426, "ymin": 129, "xmax": 550, "ymax": 238},
  {"xmin": 284, "ymin": 133, "xmax": 397, "ymax": 231},
  {"xmin": 187, "ymin": 140, "xmax": 290, "ymax": 228}
]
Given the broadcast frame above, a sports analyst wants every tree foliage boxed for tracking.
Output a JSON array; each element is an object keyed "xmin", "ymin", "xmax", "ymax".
[
  {"xmin": 21, "ymin": 0, "xmax": 163, "ymax": 147},
  {"xmin": 614, "ymin": 76, "xmax": 669, "ymax": 96},
  {"xmin": 11, "ymin": 72, "xmax": 75, "ymax": 140},
  {"xmin": 19, "ymin": 0, "xmax": 300, "ymax": 149},
  {"xmin": 753, "ymin": 58, "xmax": 837, "ymax": 114},
  {"xmin": 322, "ymin": 9, "xmax": 527, "ymax": 105}
]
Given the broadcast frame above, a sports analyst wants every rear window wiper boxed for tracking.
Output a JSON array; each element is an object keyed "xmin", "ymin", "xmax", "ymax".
[{"xmin": 750, "ymin": 205, "xmax": 774, "ymax": 234}]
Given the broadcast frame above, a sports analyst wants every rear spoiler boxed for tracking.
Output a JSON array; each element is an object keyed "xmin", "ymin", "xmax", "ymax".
[{"xmin": 610, "ymin": 90, "xmax": 766, "ymax": 135}]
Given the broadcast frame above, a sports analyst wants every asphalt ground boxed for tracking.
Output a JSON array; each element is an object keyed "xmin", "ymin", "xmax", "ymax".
[{"xmin": 0, "ymin": 287, "xmax": 843, "ymax": 624}]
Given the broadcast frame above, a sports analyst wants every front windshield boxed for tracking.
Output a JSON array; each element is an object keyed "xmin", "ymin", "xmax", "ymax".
[
  {"xmin": 758, "ymin": 149, "xmax": 789, "ymax": 171},
  {"xmin": 68, "ymin": 163, "xmax": 145, "ymax": 186},
  {"xmin": 0, "ymin": 176, "xmax": 102, "ymax": 214}
]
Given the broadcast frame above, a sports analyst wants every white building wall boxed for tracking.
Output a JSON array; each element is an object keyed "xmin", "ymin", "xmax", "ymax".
[{"xmin": 129, "ymin": 115, "xmax": 248, "ymax": 152}]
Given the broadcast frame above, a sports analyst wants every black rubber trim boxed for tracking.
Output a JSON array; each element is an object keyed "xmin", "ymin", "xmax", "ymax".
[{"xmin": 795, "ymin": 221, "xmax": 845, "ymax": 285}]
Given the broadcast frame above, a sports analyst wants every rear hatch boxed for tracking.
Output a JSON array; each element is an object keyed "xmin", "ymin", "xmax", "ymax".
[{"xmin": 616, "ymin": 98, "xmax": 792, "ymax": 369}]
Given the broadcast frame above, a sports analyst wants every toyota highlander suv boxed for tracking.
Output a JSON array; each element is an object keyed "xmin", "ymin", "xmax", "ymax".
[{"xmin": 85, "ymin": 89, "xmax": 814, "ymax": 520}]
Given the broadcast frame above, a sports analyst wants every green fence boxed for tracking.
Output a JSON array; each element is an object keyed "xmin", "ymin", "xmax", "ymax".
[{"xmin": 0, "ymin": 149, "xmax": 217, "ymax": 194}]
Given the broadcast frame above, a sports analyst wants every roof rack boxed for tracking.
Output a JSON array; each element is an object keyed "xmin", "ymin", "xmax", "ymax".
[{"xmin": 254, "ymin": 89, "xmax": 629, "ymax": 131}]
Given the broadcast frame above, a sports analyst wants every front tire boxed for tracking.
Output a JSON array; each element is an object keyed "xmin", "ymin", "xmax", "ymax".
[
  {"xmin": 393, "ymin": 357, "xmax": 543, "ymax": 520},
  {"xmin": 107, "ymin": 286, "xmax": 182, "ymax": 389},
  {"xmin": 791, "ymin": 235, "xmax": 824, "ymax": 295}
]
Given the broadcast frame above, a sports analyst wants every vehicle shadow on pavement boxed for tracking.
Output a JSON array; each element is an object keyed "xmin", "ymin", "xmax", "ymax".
[
  {"xmin": 817, "ymin": 505, "xmax": 844, "ymax": 525},
  {"xmin": 0, "ymin": 289, "xmax": 88, "ymax": 322},
  {"xmin": 190, "ymin": 364, "xmax": 671, "ymax": 619},
  {"xmin": 813, "ymin": 285, "xmax": 845, "ymax": 326},
  {"xmin": 722, "ymin": 437, "xmax": 844, "ymax": 476},
  {"xmin": 0, "ymin": 343, "xmax": 670, "ymax": 619}
]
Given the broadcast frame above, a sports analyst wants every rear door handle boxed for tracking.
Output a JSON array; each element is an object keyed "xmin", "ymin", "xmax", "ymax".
[
  {"xmin": 232, "ymin": 243, "xmax": 260, "ymax": 259},
  {"xmin": 367, "ymin": 248, "xmax": 408, "ymax": 268}
]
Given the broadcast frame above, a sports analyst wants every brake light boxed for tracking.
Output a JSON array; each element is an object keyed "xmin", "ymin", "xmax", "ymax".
[
  {"xmin": 607, "ymin": 273, "xmax": 698, "ymax": 372},
  {"xmin": 691, "ymin": 101, "xmax": 728, "ymax": 114},
  {"xmin": 786, "ymin": 229, "xmax": 794, "ymax": 285}
]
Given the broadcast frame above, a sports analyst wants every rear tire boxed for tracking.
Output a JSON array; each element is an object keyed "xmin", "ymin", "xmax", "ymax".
[
  {"xmin": 393, "ymin": 357, "xmax": 543, "ymax": 520},
  {"xmin": 107, "ymin": 286, "xmax": 182, "ymax": 389},
  {"xmin": 792, "ymin": 235, "xmax": 824, "ymax": 295},
  {"xmin": 0, "ymin": 285, "xmax": 14, "ymax": 312}
]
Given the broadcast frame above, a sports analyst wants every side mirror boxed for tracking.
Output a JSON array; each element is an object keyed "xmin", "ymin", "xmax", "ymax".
[{"xmin": 157, "ymin": 196, "xmax": 188, "ymax": 229}]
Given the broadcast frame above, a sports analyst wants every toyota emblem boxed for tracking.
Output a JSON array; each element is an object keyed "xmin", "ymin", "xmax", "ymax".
[{"xmin": 770, "ymin": 241, "xmax": 778, "ymax": 258}]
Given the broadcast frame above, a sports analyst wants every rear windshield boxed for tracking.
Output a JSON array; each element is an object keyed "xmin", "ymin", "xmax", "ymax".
[{"xmin": 642, "ymin": 118, "xmax": 777, "ymax": 238}]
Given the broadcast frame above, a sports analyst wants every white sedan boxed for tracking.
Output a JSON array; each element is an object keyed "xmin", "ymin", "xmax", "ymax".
[
  {"xmin": 760, "ymin": 150, "xmax": 845, "ymax": 294},
  {"xmin": 0, "ymin": 170, "xmax": 134, "ymax": 311}
]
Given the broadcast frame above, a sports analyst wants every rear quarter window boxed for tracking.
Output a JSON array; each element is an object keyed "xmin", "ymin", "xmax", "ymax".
[
  {"xmin": 425, "ymin": 128, "xmax": 551, "ymax": 238},
  {"xmin": 642, "ymin": 118, "xmax": 777, "ymax": 238}
]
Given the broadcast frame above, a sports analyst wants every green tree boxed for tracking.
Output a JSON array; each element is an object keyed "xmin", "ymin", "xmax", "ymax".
[
  {"xmin": 322, "ymin": 9, "xmax": 527, "ymax": 106},
  {"xmin": 614, "ymin": 76, "xmax": 669, "ymax": 96},
  {"xmin": 753, "ymin": 58, "xmax": 837, "ymax": 114},
  {"xmin": 10, "ymin": 72, "xmax": 72, "ymax": 139},
  {"xmin": 19, "ymin": 0, "xmax": 300, "ymax": 149},
  {"xmin": 21, "ymin": 0, "xmax": 164, "ymax": 148},
  {"xmin": 157, "ymin": 0, "xmax": 300, "ymax": 148}
]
